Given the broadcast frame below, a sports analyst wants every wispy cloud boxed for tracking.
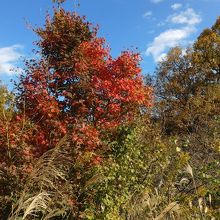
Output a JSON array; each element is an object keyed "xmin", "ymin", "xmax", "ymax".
[
  {"xmin": 143, "ymin": 11, "xmax": 152, "ymax": 18},
  {"xmin": 146, "ymin": 7, "xmax": 202, "ymax": 62},
  {"xmin": 146, "ymin": 27, "xmax": 194, "ymax": 62},
  {"xmin": 0, "ymin": 45, "xmax": 23, "ymax": 75},
  {"xmin": 167, "ymin": 8, "xmax": 201, "ymax": 25},
  {"xmin": 171, "ymin": 3, "xmax": 182, "ymax": 10},
  {"xmin": 151, "ymin": 0, "xmax": 164, "ymax": 4}
]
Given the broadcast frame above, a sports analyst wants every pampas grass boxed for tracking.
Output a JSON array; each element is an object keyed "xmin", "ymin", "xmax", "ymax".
[{"xmin": 9, "ymin": 136, "xmax": 73, "ymax": 220}]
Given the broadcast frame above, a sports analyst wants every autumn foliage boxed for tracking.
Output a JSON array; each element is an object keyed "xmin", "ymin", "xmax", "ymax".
[
  {"xmin": 16, "ymin": 9, "xmax": 152, "ymax": 157},
  {"xmin": 0, "ymin": 5, "xmax": 219, "ymax": 220}
]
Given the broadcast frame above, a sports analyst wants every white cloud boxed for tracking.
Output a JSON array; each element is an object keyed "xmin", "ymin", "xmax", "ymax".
[
  {"xmin": 0, "ymin": 45, "xmax": 23, "ymax": 75},
  {"xmin": 171, "ymin": 3, "xmax": 182, "ymax": 10},
  {"xmin": 151, "ymin": 0, "xmax": 164, "ymax": 4},
  {"xmin": 146, "ymin": 7, "xmax": 202, "ymax": 62},
  {"xmin": 168, "ymin": 8, "xmax": 201, "ymax": 25},
  {"xmin": 146, "ymin": 27, "xmax": 195, "ymax": 62},
  {"xmin": 143, "ymin": 11, "xmax": 152, "ymax": 18}
]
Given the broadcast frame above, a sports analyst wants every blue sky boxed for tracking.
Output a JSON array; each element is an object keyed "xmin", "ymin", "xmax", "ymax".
[{"xmin": 0, "ymin": 0, "xmax": 220, "ymax": 88}]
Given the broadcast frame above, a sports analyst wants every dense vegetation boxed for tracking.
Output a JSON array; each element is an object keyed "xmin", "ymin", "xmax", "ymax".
[{"xmin": 0, "ymin": 2, "xmax": 219, "ymax": 220}]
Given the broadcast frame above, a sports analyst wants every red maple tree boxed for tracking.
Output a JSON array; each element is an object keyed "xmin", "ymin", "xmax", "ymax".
[{"xmin": 16, "ymin": 9, "xmax": 152, "ymax": 158}]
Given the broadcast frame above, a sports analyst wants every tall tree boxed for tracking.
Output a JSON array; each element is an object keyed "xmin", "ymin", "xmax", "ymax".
[
  {"xmin": 153, "ymin": 18, "xmax": 220, "ymax": 135},
  {"xmin": 12, "ymin": 8, "xmax": 153, "ymax": 218},
  {"xmin": 193, "ymin": 17, "xmax": 220, "ymax": 83},
  {"xmin": 17, "ymin": 8, "xmax": 152, "ymax": 156},
  {"xmin": 153, "ymin": 18, "xmax": 220, "ymax": 214}
]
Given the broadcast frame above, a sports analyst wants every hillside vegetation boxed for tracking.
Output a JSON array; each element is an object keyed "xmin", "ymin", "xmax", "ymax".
[{"xmin": 0, "ymin": 3, "xmax": 219, "ymax": 220}]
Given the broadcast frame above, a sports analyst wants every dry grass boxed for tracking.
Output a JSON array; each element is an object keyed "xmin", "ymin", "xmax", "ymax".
[{"xmin": 9, "ymin": 136, "xmax": 72, "ymax": 220}]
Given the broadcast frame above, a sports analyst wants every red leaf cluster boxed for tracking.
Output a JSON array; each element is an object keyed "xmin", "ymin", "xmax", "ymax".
[{"xmin": 16, "ymin": 9, "xmax": 153, "ymax": 158}]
